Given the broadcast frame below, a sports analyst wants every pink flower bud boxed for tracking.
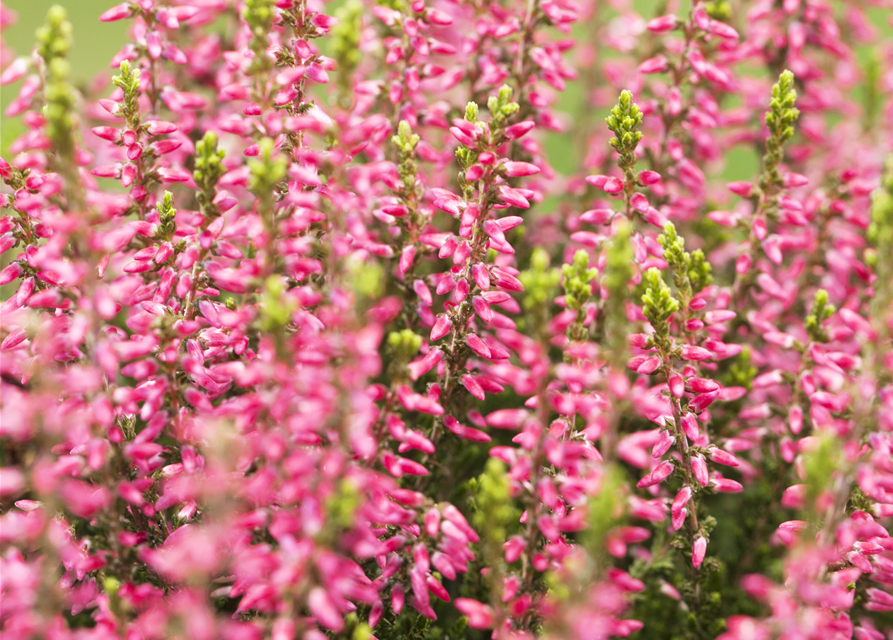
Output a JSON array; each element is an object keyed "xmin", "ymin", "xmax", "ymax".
[
  {"xmin": 691, "ymin": 454, "xmax": 708, "ymax": 486},
  {"xmin": 727, "ymin": 181, "xmax": 753, "ymax": 197},
  {"xmin": 471, "ymin": 264, "xmax": 490, "ymax": 290},
  {"xmin": 0, "ymin": 262, "xmax": 22, "ymax": 285},
  {"xmin": 638, "ymin": 170, "xmax": 661, "ymax": 185},
  {"xmin": 707, "ymin": 447, "xmax": 740, "ymax": 467},
  {"xmin": 636, "ymin": 356, "xmax": 661, "ymax": 374},
  {"xmin": 672, "ymin": 486, "xmax": 692, "ymax": 513},
  {"xmin": 0, "ymin": 58, "xmax": 28, "ymax": 86},
  {"xmin": 646, "ymin": 14, "xmax": 678, "ymax": 32},
  {"xmin": 99, "ymin": 2, "xmax": 132, "ymax": 21},
  {"xmin": 505, "ymin": 120, "xmax": 536, "ymax": 140},
  {"xmin": 503, "ymin": 161, "xmax": 540, "ymax": 177},
  {"xmin": 692, "ymin": 536, "xmax": 707, "ymax": 568},
  {"xmin": 492, "ymin": 267, "xmax": 524, "ymax": 292},
  {"xmin": 680, "ymin": 345, "xmax": 713, "ymax": 361},
  {"xmin": 580, "ymin": 208, "xmax": 613, "ymax": 224},
  {"xmin": 444, "ymin": 415, "xmax": 490, "ymax": 442},
  {"xmin": 638, "ymin": 55, "xmax": 669, "ymax": 74},
  {"xmin": 704, "ymin": 310, "xmax": 735, "ymax": 324},
  {"xmin": 672, "ymin": 507, "xmax": 687, "ymax": 530},
  {"xmin": 465, "ymin": 165, "xmax": 484, "ymax": 181},
  {"xmin": 669, "ymin": 372, "xmax": 684, "ymax": 398},
  {"xmin": 430, "ymin": 315, "xmax": 453, "ymax": 341},
  {"xmin": 681, "ymin": 413, "xmax": 699, "ymax": 440},
  {"xmin": 92, "ymin": 126, "xmax": 121, "ymax": 143},
  {"xmin": 455, "ymin": 598, "xmax": 495, "ymax": 629},
  {"xmin": 781, "ymin": 484, "xmax": 806, "ymax": 509},
  {"xmin": 637, "ymin": 460, "xmax": 674, "ymax": 488},
  {"xmin": 712, "ymin": 477, "xmax": 743, "ymax": 493},
  {"xmin": 646, "ymin": 429, "xmax": 672, "ymax": 461}
]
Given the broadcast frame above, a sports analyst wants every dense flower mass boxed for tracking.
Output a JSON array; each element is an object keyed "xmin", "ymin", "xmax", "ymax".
[{"xmin": 1, "ymin": 0, "xmax": 893, "ymax": 638}]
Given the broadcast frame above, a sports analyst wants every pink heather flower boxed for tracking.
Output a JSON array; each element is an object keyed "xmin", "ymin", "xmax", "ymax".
[
  {"xmin": 707, "ymin": 447, "xmax": 740, "ymax": 467},
  {"xmin": 711, "ymin": 478, "xmax": 744, "ymax": 493},
  {"xmin": 646, "ymin": 14, "xmax": 678, "ymax": 32},
  {"xmin": 692, "ymin": 536, "xmax": 707, "ymax": 568},
  {"xmin": 691, "ymin": 454, "xmax": 709, "ymax": 487},
  {"xmin": 672, "ymin": 486, "xmax": 693, "ymax": 513},
  {"xmin": 638, "ymin": 55, "xmax": 669, "ymax": 74},
  {"xmin": 668, "ymin": 372, "xmax": 685, "ymax": 398},
  {"xmin": 505, "ymin": 120, "xmax": 536, "ymax": 140},
  {"xmin": 679, "ymin": 345, "xmax": 713, "ymax": 361},
  {"xmin": 503, "ymin": 161, "xmax": 540, "ymax": 177},
  {"xmin": 99, "ymin": 2, "xmax": 132, "ymax": 22},
  {"xmin": 455, "ymin": 598, "xmax": 495, "ymax": 629},
  {"xmin": 580, "ymin": 208, "xmax": 614, "ymax": 224},
  {"xmin": 637, "ymin": 460, "xmax": 675, "ymax": 488}
]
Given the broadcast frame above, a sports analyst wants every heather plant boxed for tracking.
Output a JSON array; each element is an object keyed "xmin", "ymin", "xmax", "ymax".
[{"xmin": 1, "ymin": 0, "xmax": 892, "ymax": 639}]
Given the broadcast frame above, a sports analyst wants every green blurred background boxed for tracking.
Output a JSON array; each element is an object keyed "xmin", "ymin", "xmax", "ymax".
[{"xmin": 1, "ymin": 0, "xmax": 127, "ymax": 157}]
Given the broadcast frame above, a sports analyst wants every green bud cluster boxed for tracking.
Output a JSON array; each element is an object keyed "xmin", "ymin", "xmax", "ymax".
[
  {"xmin": 579, "ymin": 464, "xmax": 625, "ymax": 558},
  {"xmin": 802, "ymin": 433, "xmax": 839, "ymax": 510},
  {"xmin": 804, "ymin": 289, "xmax": 835, "ymax": 343},
  {"xmin": 606, "ymin": 90, "xmax": 643, "ymax": 182},
  {"xmin": 113, "ymin": 60, "xmax": 142, "ymax": 130},
  {"xmin": 392, "ymin": 120, "xmax": 421, "ymax": 192},
  {"xmin": 243, "ymin": 0, "xmax": 276, "ymax": 75},
  {"xmin": 332, "ymin": 0, "xmax": 363, "ymax": 105},
  {"xmin": 641, "ymin": 267, "xmax": 680, "ymax": 342},
  {"xmin": 868, "ymin": 156, "xmax": 893, "ymax": 321},
  {"xmin": 346, "ymin": 257, "xmax": 384, "ymax": 300},
  {"xmin": 726, "ymin": 346, "xmax": 757, "ymax": 390},
  {"xmin": 604, "ymin": 220, "xmax": 633, "ymax": 304},
  {"xmin": 470, "ymin": 459, "xmax": 519, "ymax": 562},
  {"xmin": 258, "ymin": 276, "xmax": 294, "ymax": 333},
  {"xmin": 454, "ymin": 103, "xmax": 482, "ymax": 175},
  {"xmin": 705, "ymin": 0, "xmax": 732, "ymax": 20},
  {"xmin": 194, "ymin": 132, "xmax": 226, "ymax": 193},
  {"xmin": 36, "ymin": 6, "xmax": 78, "ymax": 188},
  {"xmin": 604, "ymin": 220, "xmax": 634, "ymax": 361},
  {"xmin": 658, "ymin": 223, "xmax": 687, "ymax": 277},
  {"xmin": 561, "ymin": 250, "xmax": 598, "ymax": 343},
  {"xmin": 868, "ymin": 155, "xmax": 893, "ymax": 261},
  {"xmin": 520, "ymin": 248, "xmax": 561, "ymax": 312},
  {"xmin": 388, "ymin": 328, "xmax": 423, "ymax": 361},
  {"xmin": 194, "ymin": 132, "xmax": 227, "ymax": 215},
  {"xmin": 156, "ymin": 191, "xmax": 177, "ymax": 240},
  {"xmin": 455, "ymin": 87, "xmax": 519, "ymax": 193},
  {"xmin": 323, "ymin": 478, "xmax": 362, "ymax": 533},
  {"xmin": 36, "ymin": 5, "xmax": 72, "ymax": 62},
  {"xmin": 465, "ymin": 101, "xmax": 479, "ymax": 123},
  {"xmin": 519, "ymin": 248, "xmax": 561, "ymax": 337},
  {"xmin": 862, "ymin": 54, "xmax": 882, "ymax": 132},
  {"xmin": 688, "ymin": 249, "xmax": 713, "ymax": 293},
  {"xmin": 658, "ymin": 222, "xmax": 712, "ymax": 301},
  {"xmin": 248, "ymin": 138, "xmax": 287, "ymax": 204},
  {"xmin": 487, "ymin": 84, "xmax": 519, "ymax": 123},
  {"xmin": 759, "ymin": 70, "xmax": 799, "ymax": 192}
]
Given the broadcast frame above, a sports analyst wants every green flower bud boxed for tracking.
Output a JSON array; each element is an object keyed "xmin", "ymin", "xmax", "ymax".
[
  {"xmin": 471, "ymin": 459, "xmax": 520, "ymax": 561},
  {"xmin": 388, "ymin": 329, "xmax": 422, "ymax": 360},
  {"xmin": 760, "ymin": 70, "xmax": 800, "ymax": 192},
  {"xmin": 465, "ymin": 101, "xmax": 479, "ymax": 123},
  {"xmin": 805, "ymin": 289, "xmax": 835, "ymax": 343},
  {"xmin": 641, "ymin": 267, "xmax": 680, "ymax": 337}
]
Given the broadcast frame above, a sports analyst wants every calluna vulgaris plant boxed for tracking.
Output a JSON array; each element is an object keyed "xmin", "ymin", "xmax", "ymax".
[{"xmin": 1, "ymin": 0, "xmax": 893, "ymax": 638}]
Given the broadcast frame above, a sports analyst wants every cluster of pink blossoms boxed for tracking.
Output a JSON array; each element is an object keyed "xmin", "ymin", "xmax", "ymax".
[{"xmin": 1, "ymin": 0, "xmax": 893, "ymax": 638}]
